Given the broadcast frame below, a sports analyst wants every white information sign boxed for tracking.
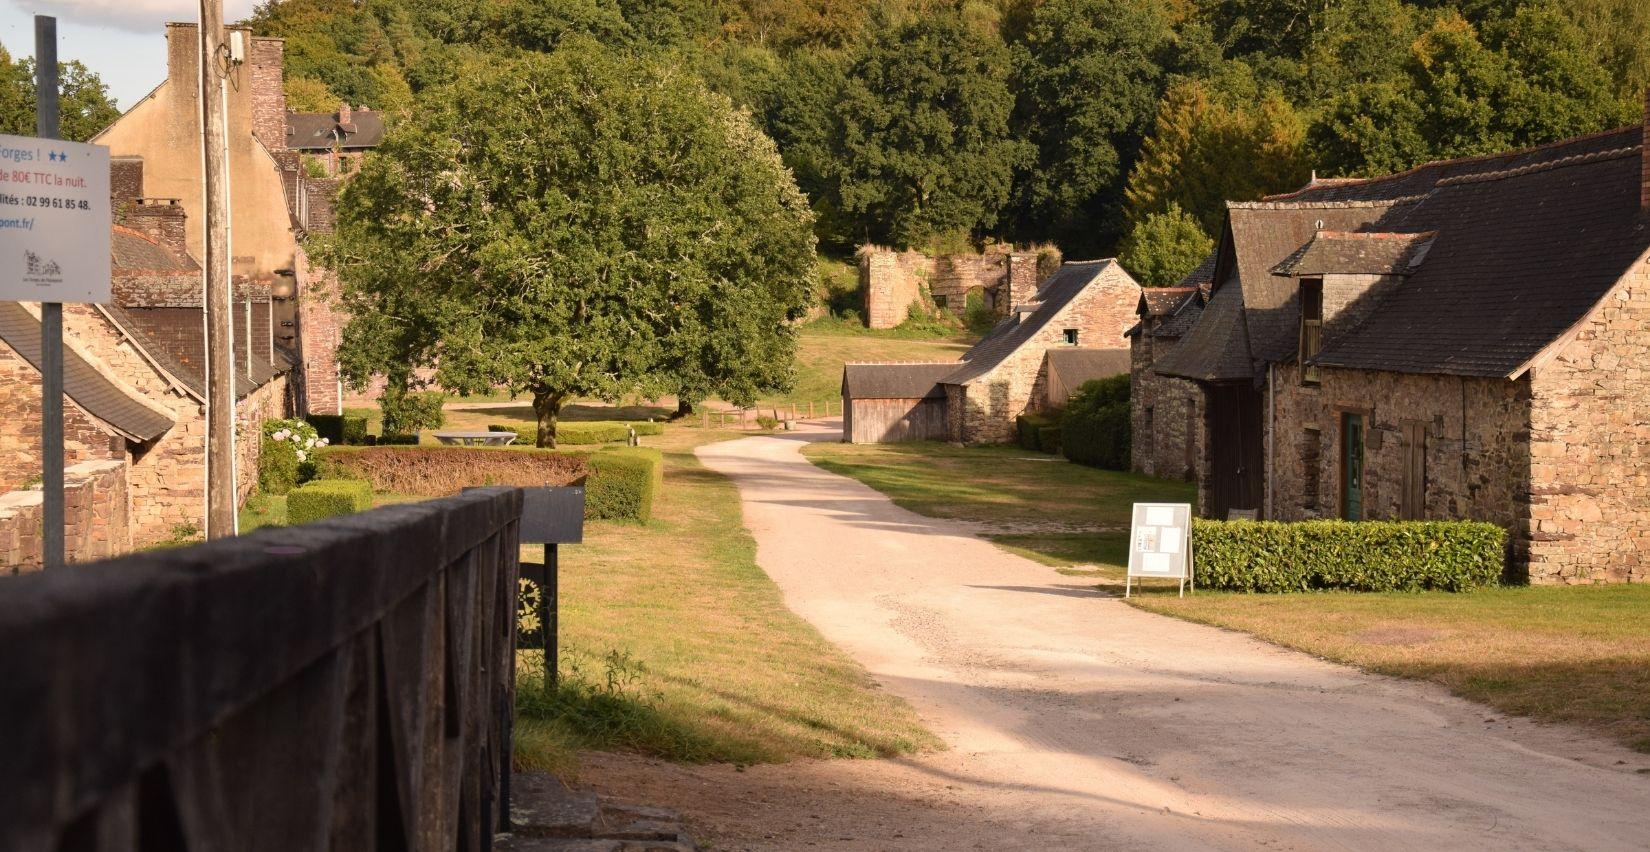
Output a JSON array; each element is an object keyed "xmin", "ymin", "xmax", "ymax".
[
  {"xmin": 1126, "ymin": 502, "xmax": 1193, "ymax": 598},
  {"xmin": 0, "ymin": 133, "xmax": 109, "ymax": 303}
]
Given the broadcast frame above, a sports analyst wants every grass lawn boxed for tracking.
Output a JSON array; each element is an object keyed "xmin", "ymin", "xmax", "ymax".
[
  {"xmin": 804, "ymin": 438, "xmax": 1650, "ymax": 754},
  {"xmin": 757, "ymin": 327, "xmax": 973, "ymax": 409},
  {"xmin": 1134, "ymin": 586, "xmax": 1650, "ymax": 753},
  {"xmin": 515, "ymin": 426, "xmax": 937, "ymax": 776},
  {"xmin": 802, "ymin": 441, "xmax": 1194, "ymax": 531}
]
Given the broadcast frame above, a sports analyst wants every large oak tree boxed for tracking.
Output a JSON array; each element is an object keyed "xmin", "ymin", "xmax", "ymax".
[{"xmin": 319, "ymin": 40, "xmax": 816, "ymax": 446}]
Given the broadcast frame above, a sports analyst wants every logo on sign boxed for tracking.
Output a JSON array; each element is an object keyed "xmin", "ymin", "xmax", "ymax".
[{"xmin": 24, "ymin": 249, "xmax": 61, "ymax": 284}]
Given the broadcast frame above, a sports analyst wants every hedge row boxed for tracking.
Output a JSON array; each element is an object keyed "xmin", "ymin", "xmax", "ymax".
[
  {"xmin": 1016, "ymin": 412, "xmax": 1059, "ymax": 452},
  {"xmin": 306, "ymin": 414, "xmax": 368, "ymax": 446},
  {"xmin": 1062, "ymin": 375, "xmax": 1130, "ymax": 470},
  {"xmin": 1191, "ymin": 519, "xmax": 1506, "ymax": 592},
  {"xmin": 315, "ymin": 446, "xmax": 586, "ymax": 496},
  {"xmin": 585, "ymin": 447, "xmax": 663, "ymax": 521},
  {"xmin": 1037, "ymin": 425, "xmax": 1062, "ymax": 455},
  {"xmin": 287, "ymin": 479, "xmax": 374, "ymax": 525},
  {"xmin": 487, "ymin": 421, "xmax": 662, "ymax": 446}
]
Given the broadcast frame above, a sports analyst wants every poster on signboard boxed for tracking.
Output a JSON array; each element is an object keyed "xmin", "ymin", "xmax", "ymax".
[
  {"xmin": 0, "ymin": 133, "xmax": 110, "ymax": 303},
  {"xmin": 1126, "ymin": 502, "xmax": 1193, "ymax": 597}
]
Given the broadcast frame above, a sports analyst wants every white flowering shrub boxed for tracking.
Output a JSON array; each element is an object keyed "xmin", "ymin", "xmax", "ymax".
[{"xmin": 259, "ymin": 418, "xmax": 329, "ymax": 494}]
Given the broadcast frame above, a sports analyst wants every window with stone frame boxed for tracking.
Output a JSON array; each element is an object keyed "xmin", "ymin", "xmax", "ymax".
[
  {"xmin": 1063, "ymin": 328, "xmax": 1079, "ymax": 345},
  {"xmin": 1299, "ymin": 278, "xmax": 1323, "ymax": 385},
  {"xmin": 1302, "ymin": 427, "xmax": 1321, "ymax": 511}
]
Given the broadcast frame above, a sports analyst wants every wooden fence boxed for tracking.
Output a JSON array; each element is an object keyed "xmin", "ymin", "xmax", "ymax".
[
  {"xmin": 0, "ymin": 487, "xmax": 523, "ymax": 851},
  {"xmin": 704, "ymin": 399, "xmax": 842, "ymax": 429}
]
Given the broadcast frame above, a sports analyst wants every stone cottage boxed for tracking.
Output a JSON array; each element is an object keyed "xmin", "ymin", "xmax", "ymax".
[
  {"xmin": 94, "ymin": 22, "xmax": 352, "ymax": 415},
  {"xmin": 842, "ymin": 260, "xmax": 1141, "ymax": 444},
  {"xmin": 0, "ymin": 214, "xmax": 290, "ymax": 568},
  {"xmin": 286, "ymin": 104, "xmax": 385, "ymax": 177},
  {"xmin": 1128, "ymin": 276, "xmax": 1208, "ymax": 482},
  {"xmin": 1150, "ymin": 105, "xmax": 1650, "ymax": 584}
]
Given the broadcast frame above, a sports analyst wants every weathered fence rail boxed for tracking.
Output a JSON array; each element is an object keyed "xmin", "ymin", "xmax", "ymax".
[
  {"xmin": 704, "ymin": 399, "xmax": 842, "ymax": 429},
  {"xmin": 0, "ymin": 487, "xmax": 522, "ymax": 851}
]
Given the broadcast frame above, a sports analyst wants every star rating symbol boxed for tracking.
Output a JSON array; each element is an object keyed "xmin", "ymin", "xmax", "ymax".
[{"xmin": 46, "ymin": 151, "xmax": 58, "ymax": 162}]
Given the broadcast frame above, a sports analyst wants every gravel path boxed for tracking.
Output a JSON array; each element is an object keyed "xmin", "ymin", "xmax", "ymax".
[{"xmin": 584, "ymin": 423, "xmax": 1650, "ymax": 851}]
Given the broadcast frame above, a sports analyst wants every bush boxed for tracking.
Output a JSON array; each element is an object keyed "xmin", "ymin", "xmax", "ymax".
[
  {"xmin": 316, "ymin": 446, "xmax": 587, "ymax": 496},
  {"xmin": 489, "ymin": 421, "xmax": 661, "ymax": 446},
  {"xmin": 963, "ymin": 288, "xmax": 998, "ymax": 334},
  {"xmin": 586, "ymin": 447, "xmax": 663, "ymax": 521},
  {"xmin": 379, "ymin": 433, "xmax": 420, "ymax": 445},
  {"xmin": 1061, "ymin": 376, "xmax": 1130, "ymax": 469},
  {"xmin": 755, "ymin": 415, "xmax": 781, "ymax": 431},
  {"xmin": 1016, "ymin": 412, "xmax": 1058, "ymax": 451},
  {"xmin": 1037, "ymin": 425, "xmax": 1062, "ymax": 455},
  {"xmin": 306, "ymin": 414, "xmax": 368, "ymax": 446},
  {"xmin": 1191, "ymin": 519, "xmax": 1507, "ymax": 592},
  {"xmin": 380, "ymin": 388, "xmax": 445, "ymax": 435},
  {"xmin": 631, "ymin": 421, "xmax": 664, "ymax": 436},
  {"xmin": 287, "ymin": 478, "xmax": 374, "ymax": 525},
  {"xmin": 259, "ymin": 418, "xmax": 326, "ymax": 495}
]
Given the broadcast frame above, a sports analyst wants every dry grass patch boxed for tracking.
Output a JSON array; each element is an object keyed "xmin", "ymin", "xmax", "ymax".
[
  {"xmin": 757, "ymin": 330, "xmax": 971, "ymax": 408},
  {"xmin": 1132, "ymin": 585, "xmax": 1650, "ymax": 752},
  {"xmin": 514, "ymin": 427, "xmax": 937, "ymax": 777},
  {"xmin": 317, "ymin": 446, "xmax": 587, "ymax": 496}
]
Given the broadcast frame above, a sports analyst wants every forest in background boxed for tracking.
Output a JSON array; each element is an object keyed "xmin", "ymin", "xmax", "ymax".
[{"xmin": 17, "ymin": 0, "xmax": 1649, "ymax": 286}]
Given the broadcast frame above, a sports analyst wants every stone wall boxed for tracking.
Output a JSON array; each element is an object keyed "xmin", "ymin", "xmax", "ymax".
[
  {"xmin": 1267, "ymin": 360, "xmax": 1530, "ymax": 550},
  {"xmin": 950, "ymin": 262, "xmax": 1140, "ymax": 444},
  {"xmin": 859, "ymin": 247, "xmax": 1047, "ymax": 329},
  {"xmin": 1130, "ymin": 331, "xmax": 1203, "ymax": 482},
  {"xmin": 235, "ymin": 374, "xmax": 289, "ymax": 504},
  {"xmin": 296, "ymin": 247, "xmax": 345, "ymax": 415},
  {"xmin": 1527, "ymin": 252, "xmax": 1650, "ymax": 584},
  {"xmin": 0, "ymin": 459, "xmax": 130, "ymax": 573},
  {"xmin": 248, "ymin": 34, "xmax": 287, "ymax": 154},
  {"xmin": 860, "ymin": 249, "xmax": 926, "ymax": 329},
  {"xmin": 0, "ymin": 340, "xmax": 125, "ymax": 491}
]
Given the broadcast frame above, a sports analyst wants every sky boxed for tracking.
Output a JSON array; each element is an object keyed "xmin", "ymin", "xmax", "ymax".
[{"xmin": 0, "ymin": 0, "xmax": 260, "ymax": 110}]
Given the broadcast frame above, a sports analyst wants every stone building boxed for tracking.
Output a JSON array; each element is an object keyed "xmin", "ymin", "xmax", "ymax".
[
  {"xmin": 92, "ymin": 22, "xmax": 351, "ymax": 415},
  {"xmin": 1128, "ymin": 277, "xmax": 1207, "ymax": 482},
  {"xmin": 840, "ymin": 260, "xmax": 1141, "ymax": 444},
  {"xmin": 0, "ymin": 217, "xmax": 290, "ymax": 569},
  {"xmin": 859, "ymin": 245, "xmax": 1058, "ymax": 329},
  {"xmin": 1150, "ymin": 108, "xmax": 1650, "ymax": 584},
  {"xmin": 286, "ymin": 104, "xmax": 385, "ymax": 177}
]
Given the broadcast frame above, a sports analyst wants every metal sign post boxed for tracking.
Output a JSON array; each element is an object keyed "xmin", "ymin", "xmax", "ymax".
[
  {"xmin": 35, "ymin": 17, "xmax": 60, "ymax": 568},
  {"xmin": 1125, "ymin": 502, "xmax": 1194, "ymax": 598}
]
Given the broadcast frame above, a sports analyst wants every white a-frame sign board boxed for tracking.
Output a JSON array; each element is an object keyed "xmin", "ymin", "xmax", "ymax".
[{"xmin": 1125, "ymin": 502, "xmax": 1193, "ymax": 598}]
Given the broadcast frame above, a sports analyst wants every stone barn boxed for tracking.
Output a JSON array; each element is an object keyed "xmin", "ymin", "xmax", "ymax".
[
  {"xmin": 1128, "ymin": 274, "xmax": 1209, "ymax": 482},
  {"xmin": 841, "ymin": 362, "xmax": 958, "ymax": 444},
  {"xmin": 1148, "ymin": 104, "xmax": 1650, "ymax": 584}
]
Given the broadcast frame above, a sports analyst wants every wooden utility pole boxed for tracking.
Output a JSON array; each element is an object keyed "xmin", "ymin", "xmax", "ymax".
[
  {"xmin": 200, "ymin": 3, "xmax": 235, "ymax": 537},
  {"xmin": 36, "ymin": 17, "xmax": 63, "ymax": 567}
]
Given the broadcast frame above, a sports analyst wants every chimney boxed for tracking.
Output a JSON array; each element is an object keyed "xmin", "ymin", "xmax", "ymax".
[
  {"xmin": 1006, "ymin": 251, "xmax": 1040, "ymax": 314},
  {"xmin": 1642, "ymin": 88, "xmax": 1650, "ymax": 213},
  {"xmin": 164, "ymin": 23, "xmax": 200, "ymax": 107},
  {"xmin": 338, "ymin": 103, "xmax": 353, "ymax": 129},
  {"xmin": 124, "ymin": 199, "xmax": 192, "ymax": 260},
  {"xmin": 246, "ymin": 30, "xmax": 288, "ymax": 152}
]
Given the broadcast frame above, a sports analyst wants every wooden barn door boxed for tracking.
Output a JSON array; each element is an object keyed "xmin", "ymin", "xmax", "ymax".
[{"xmin": 1207, "ymin": 383, "xmax": 1264, "ymax": 518}]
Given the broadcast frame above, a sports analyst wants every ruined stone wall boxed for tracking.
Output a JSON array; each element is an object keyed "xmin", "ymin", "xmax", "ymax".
[
  {"xmin": 1130, "ymin": 331, "xmax": 1203, "ymax": 482},
  {"xmin": 1267, "ymin": 361, "xmax": 1529, "ymax": 548},
  {"xmin": 1528, "ymin": 254, "xmax": 1650, "ymax": 584},
  {"xmin": 860, "ymin": 249, "xmax": 928, "ymax": 329},
  {"xmin": 861, "ymin": 247, "xmax": 1053, "ymax": 329},
  {"xmin": 235, "ymin": 373, "xmax": 289, "ymax": 504},
  {"xmin": 0, "ymin": 341, "xmax": 124, "ymax": 491},
  {"xmin": 952, "ymin": 263, "xmax": 1140, "ymax": 444},
  {"xmin": 0, "ymin": 460, "xmax": 130, "ymax": 573}
]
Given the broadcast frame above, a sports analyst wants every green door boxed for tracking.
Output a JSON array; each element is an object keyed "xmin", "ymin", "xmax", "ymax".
[{"xmin": 1341, "ymin": 413, "xmax": 1364, "ymax": 520}]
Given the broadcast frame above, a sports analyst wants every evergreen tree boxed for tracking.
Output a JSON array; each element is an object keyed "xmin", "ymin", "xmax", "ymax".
[{"xmin": 1119, "ymin": 203, "xmax": 1214, "ymax": 287}]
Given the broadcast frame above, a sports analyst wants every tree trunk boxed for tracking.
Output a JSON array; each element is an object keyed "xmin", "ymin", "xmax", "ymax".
[
  {"xmin": 532, "ymin": 389, "xmax": 565, "ymax": 448},
  {"xmin": 672, "ymin": 398, "xmax": 695, "ymax": 420}
]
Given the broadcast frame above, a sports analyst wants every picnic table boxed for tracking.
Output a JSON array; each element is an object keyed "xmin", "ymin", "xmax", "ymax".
[{"xmin": 433, "ymin": 431, "xmax": 518, "ymax": 447}]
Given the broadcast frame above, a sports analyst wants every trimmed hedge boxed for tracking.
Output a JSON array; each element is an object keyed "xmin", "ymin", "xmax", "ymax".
[
  {"xmin": 586, "ymin": 447, "xmax": 663, "ymax": 521},
  {"xmin": 287, "ymin": 479, "xmax": 374, "ymax": 525},
  {"xmin": 487, "ymin": 421, "xmax": 662, "ymax": 446},
  {"xmin": 1036, "ymin": 425, "xmax": 1062, "ymax": 455},
  {"xmin": 1061, "ymin": 375, "xmax": 1130, "ymax": 469},
  {"xmin": 1191, "ymin": 519, "xmax": 1506, "ymax": 592},
  {"xmin": 307, "ymin": 414, "xmax": 368, "ymax": 446},
  {"xmin": 379, "ymin": 433, "xmax": 420, "ymax": 445},
  {"xmin": 1016, "ymin": 412, "xmax": 1058, "ymax": 451},
  {"xmin": 315, "ymin": 446, "xmax": 586, "ymax": 496}
]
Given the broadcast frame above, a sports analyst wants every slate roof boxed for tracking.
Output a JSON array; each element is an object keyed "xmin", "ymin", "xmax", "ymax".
[
  {"xmin": 1271, "ymin": 230, "xmax": 1436, "ymax": 277},
  {"xmin": 286, "ymin": 110, "xmax": 385, "ymax": 151},
  {"xmin": 111, "ymin": 307, "xmax": 282, "ymax": 400},
  {"xmin": 111, "ymin": 226, "xmax": 196, "ymax": 273},
  {"xmin": 944, "ymin": 260, "xmax": 1122, "ymax": 386},
  {"xmin": 1313, "ymin": 143, "xmax": 1650, "ymax": 377},
  {"xmin": 841, "ymin": 362, "xmax": 959, "ymax": 400},
  {"xmin": 1045, "ymin": 348, "xmax": 1130, "ymax": 387},
  {"xmin": 1152, "ymin": 288, "xmax": 1207, "ymax": 339},
  {"xmin": 0, "ymin": 303, "xmax": 173, "ymax": 441},
  {"xmin": 1157, "ymin": 123, "xmax": 1650, "ymax": 382},
  {"xmin": 1140, "ymin": 286, "xmax": 1197, "ymax": 318},
  {"xmin": 1178, "ymin": 251, "xmax": 1218, "ymax": 290}
]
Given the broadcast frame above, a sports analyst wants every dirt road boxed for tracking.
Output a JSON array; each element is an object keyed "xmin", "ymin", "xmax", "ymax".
[{"xmin": 586, "ymin": 424, "xmax": 1650, "ymax": 851}]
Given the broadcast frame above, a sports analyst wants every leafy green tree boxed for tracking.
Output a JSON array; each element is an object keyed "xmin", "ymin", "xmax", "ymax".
[
  {"xmin": 1124, "ymin": 79, "xmax": 1311, "ymax": 236},
  {"xmin": 827, "ymin": 7, "xmax": 1027, "ymax": 248},
  {"xmin": 1008, "ymin": 0, "xmax": 1171, "ymax": 253},
  {"xmin": 319, "ymin": 43, "xmax": 815, "ymax": 446},
  {"xmin": 284, "ymin": 76, "xmax": 341, "ymax": 112},
  {"xmin": 0, "ymin": 48, "xmax": 119, "ymax": 142},
  {"xmin": 1118, "ymin": 203, "xmax": 1214, "ymax": 287}
]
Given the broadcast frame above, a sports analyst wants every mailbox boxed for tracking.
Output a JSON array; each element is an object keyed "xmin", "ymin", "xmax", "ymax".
[{"xmin": 521, "ymin": 486, "xmax": 585, "ymax": 545}]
